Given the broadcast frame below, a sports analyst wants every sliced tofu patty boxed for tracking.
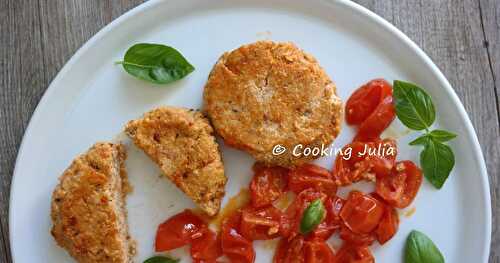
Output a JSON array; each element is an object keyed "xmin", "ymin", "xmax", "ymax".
[
  {"xmin": 125, "ymin": 106, "xmax": 227, "ymax": 216},
  {"xmin": 203, "ymin": 41, "xmax": 343, "ymax": 167},
  {"xmin": 51, "ymin": 143, "xmax": 135, "ymax": 263}
]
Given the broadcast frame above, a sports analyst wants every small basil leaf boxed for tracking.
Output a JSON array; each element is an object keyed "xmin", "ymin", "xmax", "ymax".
[
  {"xmin": 119, "ymin": 43, "xmax": 194, "ymax": 85},
  {"xmin": 144, "ymin": 256, "xmax": 179, "ymax": 263},
  {"xmin": 420, "ymin": 139, "xmax": 455, "ymax": 189},
  {"xmin": 405, "ymin": 230, "xmax": 444, "ymax": 263},
  {"xmin": 300, "ymin": 199, "xmax": 325, "ymax": 234},
  {"xmin": 393, "ymin": 80, "xmax": 436, "ymax": 130},
  {"xmin": 428, "ymin": 129, "xmax": 457, "ymax": 142},
  {"xmin": 409, "ymin": 134, "xmax": 430, "ymax": 146}
]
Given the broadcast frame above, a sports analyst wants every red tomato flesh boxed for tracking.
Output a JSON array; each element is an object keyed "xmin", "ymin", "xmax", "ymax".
[
  {"xmin": 240, "ymin": 206, "xmax": 286, "ymax": 240},
  {"xmin": 285, "ymin": 189, "xmax": 327, "ymax": 238},
  {"xmin": 288, "ymin": 163, "xmax": 337, "ymax": 196},
  {"xmin": 155, "ymin": 209, "xmax": 207, "ymax": 252},
  {"xmin": 353, "ymin": 95, "xmax": 396, "ymax": 142},
  {"xmin": 333, "ymin": 139, "xmax": 397, "ymax": 186},
  {"xmin": 221, "ymin": 212, "xmax": 255, "ymax": 263},
  {"xmin": 249, "ymin": 163, "xmax": 288, "ymax": 208},
  {"xmin": 340, "ymin": 191, "xmax": 384, "ymax": 234},
  {"xmin": 308, "ymin": 196, "xmax": 345, "ymax": 241},
  {"xmin": 274, "ymin": 235, "xmax": 306, "ymax": 263},
  {"xmin": 345, "ymin": 79, "xmax": 393, "ymax": 125},
  {"xmin": 305, "ymin": 240, "xmax": 335, "ymax": 263},
  {"xmin": 333, "ymin": 244, "xmax": 375, "ymax": 263},
  {"xmin": 376, "ymin": 160, "xmax": 423, "ymax": 208},
  {"xmin": 191, "ymin": 229, "xmax": 222, "ymax": 262},
  {"xmin": 375, "ymin": 204, "xmax": 399, "ymax": 244},
  {"xmin": 339, "ymin": 224, "xmax": 376, "ymax": 246}
]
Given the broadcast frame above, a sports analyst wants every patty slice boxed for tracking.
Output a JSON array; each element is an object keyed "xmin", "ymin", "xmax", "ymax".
[
  {"xmin": 51, "ymin": 143, "xmax": 135, "ymax": 263},
  {"xmin": 124, "ymin": 107, "xmax": 226, "ymax": 216},
  {"xmin": 203, "ymin": 41, "xmax": 343, "ymax": 167}
]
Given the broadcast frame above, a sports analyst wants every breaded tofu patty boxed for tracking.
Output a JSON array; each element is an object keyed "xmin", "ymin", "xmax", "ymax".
[
  {"xmin": 203, "ymin": 41, "xmax": 342, "ymax": 167},
  {"xmin": 124, "ymin": 107, "xmax": 226, "ymax": 216},
  {"xmin": 51, "ymin": 143, "xmax": 135, "ymax": 263}
]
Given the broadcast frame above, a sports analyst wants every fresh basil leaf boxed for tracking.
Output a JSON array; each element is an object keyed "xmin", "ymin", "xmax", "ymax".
[
  {"xmin": 119, "ymin": 43, "xmax": 194, "ymax": 84},
  {"xmin": 428, "ymin": 129, "xmax": 457, "ymax": 142},
  {"xmin": 144, "ymin": 255, "xmax": 179, "ymax": 263},
  {"xmin": 420, "ymin": 139, "xmax": 455, "ymax": 189},
  {"xmin": 393, "ymin": 80, "xmax": 436, "ymax": 130},
  {"xmin": 300, "ymin": 199, "xmax": 325, "ymax": 234},
  {"xmin": 405, "ymin": 230, "xmax": 444, "ymax": 263},
  {"xmin": 409, "ymin": 134, "xmax": 430, "ymax": 146}
]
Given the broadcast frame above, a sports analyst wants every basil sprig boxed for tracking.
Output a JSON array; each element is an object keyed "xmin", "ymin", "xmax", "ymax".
[
  {"xmin": 144, "ymin": 255, "xmax": 179, "ymax": 263},
  {"xmin": 405, "ymin": 230, "xmax": 445, "ymax": 263},
  {"xmin": 117, "ymin": 43, "xmax": 194, "ymax": 85},
  {"xmin": 300, "ymin": 199, "xmax": 325, "ymax": 234},
  {"xmin": 393, "ymin": 80, "xmax": 456, "ymax": 189}
]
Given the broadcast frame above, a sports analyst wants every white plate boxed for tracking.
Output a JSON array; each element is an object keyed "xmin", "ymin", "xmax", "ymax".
[{"xmin": 9, "ymin": 0, "xmax": 491, "ymax": 262}]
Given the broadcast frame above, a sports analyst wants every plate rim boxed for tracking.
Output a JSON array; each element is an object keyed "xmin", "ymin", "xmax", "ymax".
[{"xmin": 8, "ymin": 0, "xmax": 491, "ymax": 261}]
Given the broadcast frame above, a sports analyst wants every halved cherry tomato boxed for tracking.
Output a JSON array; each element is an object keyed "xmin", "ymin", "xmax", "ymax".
[
  {"xmin": 333, "ymin": 142, "xmax": 371, "ymax": 186},
  {"xmin": 375, "ymin": 204, "xmax": 399, "ymax": 244},
  {"xmin": 339, "ymin": 224, "xmax": 376, "ymax": 246},
  {"xmin": 305, "ymin": 240, "xmax": 335, "ymax": 263},
  {"xmin": 333, "ymin": 244, "xmax": 374, "ymax": 263},
  {"xmin": 353, "ymin": 96, "xmax": 395, "ymax": 142},
  {"xmin": 191, "ymin": 229, "xmax": 222, "ymax": 262},
  {"xmin": 250, "ymin": 163, "xmax": 289, "ymax": 208},
  {"xmin": 345, "ymin": 79, "xmax": 393, "ymax": 125},
  {"xmin": 155, "ymin": 209, "xmax": 207, "ymax": 251},
  {"xmin": 285, "ymin": 189, "xmax": 327, "ymax": 237},
  {"xmin": 376, "ymin": 160, "xmax": 423, "ymax": 208},
  {"xmin": 288, "ymin": 163, "xmax": 337, "ymax": 195},
  {"xmin": 221, "ymin": 212, "xmax": 255, "ymax": 263},
  {"xmin": 369, "ymin": 139, "xmax": 397, "ymax": 177},
  {"xmin": 240, "ymin": 206, "xmax": 286, "ymax": 240},
  {"xmin": 340, "ymin": 191, "xmax": 384, "ymax": 234},
  {"xmin": 333, "ymin": 139, "xmax": 397, "ymax": 185},
  {"xmin": 308, "ymin": 196, "xmax": 345, "ymax": 241},
  {"xmin": 274, "ymin": 236, "xmax": 306, "ymax": 263}
]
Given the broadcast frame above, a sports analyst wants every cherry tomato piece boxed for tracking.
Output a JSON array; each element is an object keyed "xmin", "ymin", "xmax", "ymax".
[
  {"xmin": 339, "ymin": 224, "xmax": 376, "ymax": 246},
  {"xmin": 340, "ymin": 191, "xmax": 384, "ymax": 234},
  {"xmin": 191, "ymin": 229, "xmax": 222, "ymax": 262},
  {"xmin": 332, "ymin": 142, "xmax": 370, "ymax": 186},
  {"xmin": 353, "ymin": 96, "xmax": 396, "ymax": 142},
  {"xmin": 288, "ymin": 163, "xmax": 337, "ymax": 195},
  {"xmin": 376, "ymin": 160, "xmax": 423, "ymax": 208},
  {"xmin": 334, "ymin": 244, "xmax": 375, "ymax": 263},
  {"xmin": 155, "ymin": 209, "xmax": 207, "ymax": 251},
  {"xmin": 221, "ymin": 212, "xmax": 255, "ymax": 263},
  {"xmin": 250, "ymin": 163, "xmax": 288, "ymax": 208},
  {"xmin": 333, "ymin": 139, "xmax": 397, "ymax": 185},
  {"xmin": 375, "ymin": 205, "xmax": 399, "ymax": 244},
  {"xmin": 240, "ymin": 206, "xmax": 286, "ymax": 240},
  {"xmin": 274, "ymin": 236, "xmax": 306, "ymax": 263},
  {"xmin": 345, "ymin": 79, "xmax": 393, "ymax": 125},
  {"xmin": 305, "ymin": 240, "xmax": 335, "ymax": 263},
  {"xmin": 308, "ymin": 196, "xmax": 345, "ymax": 240},
  {"xmin": 285, "ymin": 189, "xmax": 327, "ymax": 238}
]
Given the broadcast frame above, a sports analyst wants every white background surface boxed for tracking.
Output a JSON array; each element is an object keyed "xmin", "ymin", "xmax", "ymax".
[{"xmin": 9, "ymin": 0, "xmax": 490, "ymax": 262}]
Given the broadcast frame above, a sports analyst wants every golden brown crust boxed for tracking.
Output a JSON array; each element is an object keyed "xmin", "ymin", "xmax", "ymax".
[
  {"xmin": 51, "ymin": 143, "xmax": 135, "ymax": 263},
  {"xmin": 124, "ymin": 107, "xmax": 227, "ymax": 216},
  {"xmin": 203, "ymin": 41, "xmax": 343, "ymax": 167}
]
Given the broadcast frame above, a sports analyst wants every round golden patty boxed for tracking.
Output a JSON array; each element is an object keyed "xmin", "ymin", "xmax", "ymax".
[{"xmin": 203, "ymin": 41, "xmax": 342, "ymax": 167}]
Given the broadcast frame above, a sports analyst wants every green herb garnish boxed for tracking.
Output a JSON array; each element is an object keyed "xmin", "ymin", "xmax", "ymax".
[
  {"xmin": 299, "ymin": 199, "xmax": 325, "ymax": 234},
  {"xmin": 144, "ymin": 255, "xmax": 179, "ymax": 263},
  {"xmin": 393, "ymin": 80, "xmax": 456, "ymax": 189},
  {"xmin": 405, "ymin": 230, "xmax": 445, "ymax": 263},
  {"xmin": 117, "ymin": 43, "xmax": 194, "ymax": 84}
]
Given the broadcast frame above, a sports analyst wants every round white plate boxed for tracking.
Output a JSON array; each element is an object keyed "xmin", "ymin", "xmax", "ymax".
[{"xmin": 9, "ymin": 0, "xmax": 491, "ymax": 262}]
